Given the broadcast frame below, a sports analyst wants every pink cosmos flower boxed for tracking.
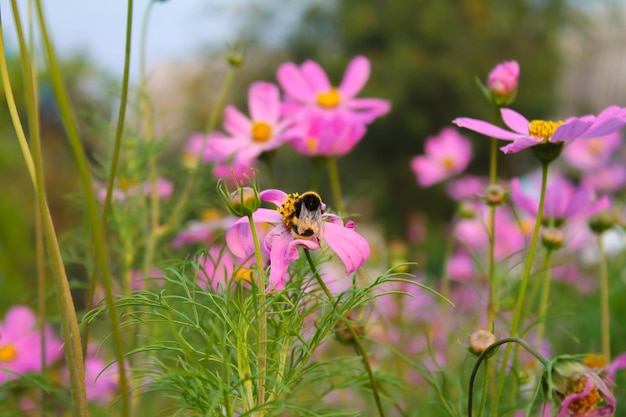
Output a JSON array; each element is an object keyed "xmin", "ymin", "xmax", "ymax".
[
  {"xmin": 277, "ymin": 55, "xmax": 391, "ymax": 124},
  {"xmin": 410, "ymin": 127, "xmax": 473, "ymax": 187},
  {"xmin": 487, "ymin": 60, "xmax": 520, "ymax": 100},
  {"xmin": 94, "ymin": 177, "xmax": 173, "ymax": 203},
  {"xmin": 184, "ymin": 132, "xmax": 256, "ymax": 186},
  {"xmin": 562, "ymin": 131, "xmax": 622, "ymax": 172},
  {"xmin": 581, "ymin": 164, "xmax": 626, "ymax": 194},
  {"xmin": 288, "ymin": 108, "xmax": 366, "ymax": 157},
  {"xmin": 196, "ymin": 245, "xmax": 254, "ymax": 292},
  {"xmin": 0, "ymin": 305, "xmax": 63, "ymax": 383},
  {"xmin": 510, "ymin": 173, "xmax": 610, "ymax": 222},
  {"xmin": 453, "ymin": 106, "xmax": 626, "ymax": 154},
  {"xmin": 226, "ymin": 189, "xmax": 370, "ymax": 290},
  {"xmin": 208, "ymin": 82, "xmax": 298, "ymax": 166}
]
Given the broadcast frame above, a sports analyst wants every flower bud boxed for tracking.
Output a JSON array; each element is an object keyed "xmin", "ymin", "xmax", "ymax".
[
  {"xmin": 487, "ymin": 60, "xmax": 519, "ymax": 106},
  {"xmin": 227, "ymin": 43, "xmax": 246, "ymax": 68},
  {"xmin": 541, "ymin": 226, "xmax": 565, "ymax": 250},
  {"xmin": 468, "ymin": 330, "xmax": 497, "ymax": 356},
  {"xmin": 484, "ymin": 184, "xmax": 507, "ymax": 206},
  {"xmin": 589, "ymin": 210, "xmax": 618, "ymax": 234},
  {"xmin": 334, "ymin": 312, "xmax": 365, "ymax": 345},
  {"xmin": 217, "ymin": 170, "xmax": 260, "ymax": 217}
]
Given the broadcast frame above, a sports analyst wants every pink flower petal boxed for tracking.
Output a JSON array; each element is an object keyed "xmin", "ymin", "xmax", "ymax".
[
  {"xmin": 500, "ymin": 137, "xmax": 543, "ymax": 153},
  {"xmin": 300, "ymin": 60, "xmax": 332, "ymax": 93},
  {"xmin": 551, "ymin": 119, "xmax": 593, "ymax": 142},
  {"xmin": 453, "ymin": 117, "xmax": 524, "ymax": 141},
  {"xmin": 501, "ymin": 108, "xmax": 530, "ymax": 134},
  {"xmin": 224, "ymin": 106, "xmax": 251, "ymax": 137},
  {"xmin": 322, "ymin": 221, "xmax": 370, "ymax": 273},
  {"xmin": 339, "ymin": 55, "xmax": 370, "ymax": 98},
  {"xmin": 248, "ymin": 82, "xmax": 280, "ymax": 123},
  {"xmin": 276, "ymin": 62, "xmax": 316, "ymax": 102}
]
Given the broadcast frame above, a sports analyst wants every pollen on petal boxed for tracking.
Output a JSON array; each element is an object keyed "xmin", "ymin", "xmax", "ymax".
[{"xmin": 252, "ymin": 121, "xmax": 273, "ymax": 142}]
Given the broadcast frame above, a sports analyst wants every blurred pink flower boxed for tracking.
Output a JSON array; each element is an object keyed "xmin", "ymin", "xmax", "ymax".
[
  {"xmin": 94, "ymin": 177, "xmax": 173, "ymax": 203},
  {"xmin": 445, "ymin": 250, "xmax": 475, "ymax": 281},
  {"xmin": 288, "ymin": 108, "xmax": 366, "ymax": 157},
  {"xmin": 208, "ymin": 82, "xmax": 298, "ymax": 165},
  {"xmin": 446, "ymin": 175, "xmax": 489, "ymax": 201},
  {"xmin": 226, "ymin": 190, "xmax": 370, "ymax": 290},
  {"xmin": 562, "ymin": 131, "xmax": 622, "ymax": 172},
  {"xmin": 197, "ymin": 245, "xmax": 254, "ymax": 292},
  {"xmin": 510, "ymin": 173, "xmax": 610, "ymax": 222},
  {"xmin": 487, "ymin": 60, "xmax": 520, "ymax": 101},
  {"xmin": 453, "ymin": 106, "xmax": 626, "ymax": 154},
  {"xmin": 172, "ymin": 211, "xmax": 237, "ymax": 248},
  {"xmin": 277, "ymin": 55, "xmax": 390, "ymax": 124},
  {"xmin": 184, "ymin": 132, "xmax": 257, "ymax": 186},
  {"xmin": 580, "ymin": 164, "xmax": 626, "ymax": 194},
  {"xmin": 410, "ymin": 127, "xmax": 473, "ymax": 187},
  {"xmin": 0, "ymin": 305, "xmax": 62, "ymax": 383}
]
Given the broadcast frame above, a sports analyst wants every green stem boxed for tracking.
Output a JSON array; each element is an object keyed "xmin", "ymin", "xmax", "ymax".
[
  {"xmin": 0, "ymin": 7, "xmax": 88, "ymax": 414},
  {"xmin": 327, "ymin": 157, "xmax": 346, "ymax": 215},
  {"xmin": 33, "ymin": 2, "xmax": 131, "ymax": 415},
  {"xmin": 163, "ymin": 66, "xmax": 237, "ymax": 235},
  {"xmin": 598, "ymin": 234, "xmax": 611, "ymax": 360},
  {"xmin": 247, "ymin": 214, "xmax": 267, "ymax": 414},
  {"xmin": 491, "ymin": 161, "xmax": 550, "ymax": 415},
  {"xmin": 304, "ymin": 250, "xmax": 386, "ymax": 417},
  {"xmin": 468, "ymin": 337, "xmax": 549, "ymax": 417},
  {"xmin": 476, "ymin": 364, "xmax": 489, "ymax": 417},
  {"xmin": 535, "ymin": 248, "xmax": 554, "ymax": 348}
]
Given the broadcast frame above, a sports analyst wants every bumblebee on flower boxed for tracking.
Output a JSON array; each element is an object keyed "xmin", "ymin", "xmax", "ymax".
[{"xmin": 225, "ymin": 189, "xmax": 370, "ymax": 290}]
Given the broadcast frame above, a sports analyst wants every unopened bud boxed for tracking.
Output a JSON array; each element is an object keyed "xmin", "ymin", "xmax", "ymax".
[
  {"xmin": 485, "ymin": 184, "xmax": 507, "ymax": 206},
  {"xmin": 541, "ymin": 227, "xmax": 565, "ymax": 250},
  {"xmin": 218, "ymin": 170, "xmax": 260, "ymax": 217},
  {"xmin": 227, "ymin": 43, "xmax": 246, "ymax": 67},
  {"xmin": 334, "ymin": 312, "xmax": 365, "ymax": 345},
  {"xmin": 468, "ymin": 330, "xmax": 497, "ymax": 356},
  {"xmin": 487, "ymin": 60, "xmax": 520, "ymax": 106},
  {"xmin": 589, "ymin": 211, "xmax": 618, "ymax": 234}
]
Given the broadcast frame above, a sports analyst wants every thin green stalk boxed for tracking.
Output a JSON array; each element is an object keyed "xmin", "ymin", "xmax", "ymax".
[
  {"xmin": 35, "ymin": 190, "xmax": 47, "ymax": 417},
  {"xmin": 535, "ymin": 248, "xmax": 554, "ymax": 348},
  {"xmin": 0, "ymin": 8, "xmax": 88, "ymax": 415},
  {"xmin": 476, "ymin": 363, "xmax": 489, "ymax": 417},
  {"xmin": 327, "ymin": 157, "xmax": 346, "ymax": 215},
  {"xmin": 163, "ymin": 66, "xmax": 237, "ymax": 235},
  {"xmin": 491, "ymin": 161, "xmax": 550, "ymax": 415},
  {"xmin": 598, "ymin": 234, "xmax": 611, "ymax": 360},
  {"xmin": 469, "ymin": 337, "xmax": 549, "ymax": 417},
  {"xmin": 247, "ymin": 213, "xmax": 268, "ymax": 414},
  {"xmin": 486, "ymin": 105, "xmax": 500, "ymax": 329},
  {"xmin": 33, "ymin": 1, "xmax": 131, "ymax": 415},
  {"xmin": 304, "ymin": 249, "xmax": 386, "ymax": 417}
]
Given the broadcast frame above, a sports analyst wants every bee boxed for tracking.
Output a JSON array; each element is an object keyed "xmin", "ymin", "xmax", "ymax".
[{"xmin": 287, "ymin": 191, "xmax": 325, "ymax": 240}]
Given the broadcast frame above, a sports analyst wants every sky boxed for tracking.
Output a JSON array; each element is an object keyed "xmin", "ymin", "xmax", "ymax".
[{"xmin": 1, "ymin": 0, "xmax": 316, "ymax": 80}]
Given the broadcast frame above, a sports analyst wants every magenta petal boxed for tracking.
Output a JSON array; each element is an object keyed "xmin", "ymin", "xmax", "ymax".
[
  {"xmin": 224, "ymin": 106, "xmax": 251, "ymax": 137},
  {"xmin": 322, "ymin": 222, "xmax": 370, "ymax": 273},
  {"xmin": 551, "ymin": 119, "xmax": 593, "ymax": 142},
  {"xmin": 276, "ymin": 62, "xmax": 316, "ymax": 102},
  {"xmin": 300, "ymin": 60, "xmax": 332, "ymax": 93},
  {"xmin": 339, "ymin": 56, "xmax": 370, "ymax": 98},
  {"xmin": 607, "ymin": 353, "xmax": 626, "ymax": 380},
  {"xmin": 453, "ymin": 117, "xmax": 524, "ymax": 141},
  {"xmin": 248, "ymin": 82, "xmax": 280, "ymax": 123},
  {"xmin": 501, "ymin": 108, "xmax": 530, "ymax": 134},
  {"xmin": 346, "ymin": 98, "xmax": 391, "ymax": 123},
  {"xmin": 510, "ymin": 178, "xmax": 539, "ymax": 216},
  {"xmin": 500, "ymin": 137, "xmax": 542, "ymax": 153},
  {"xmin": 578, "ymin": 117, "xmax": 626, "ymax": 139},
  {"xmin": 411, "ymin": 156, "xmax": 447, "ymax": 187},
  {"xmin": 260, "ymin": 189, "xmax": 287, "ymax": 206}
]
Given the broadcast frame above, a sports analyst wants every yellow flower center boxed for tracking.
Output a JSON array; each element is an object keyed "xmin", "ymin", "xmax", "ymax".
[
  {"xmin": 583, "ymin": 353, "xmax": 607, "ymax": 369},
  {"xmin": 316, "ymin": 89, "xmax": 341, "ymax": 108},
  {"xmin": 306, "ymin": 137, "xmax": 318, "ymax": 152},
  {"xmin": 201, "ymin": 209, "xmax": 223, "ymax": 222},
  {"xmin": 566, "ymin": 376, "xmax": 602, "ymax": 415},
  {"xmin": 587, "ymin": 138, "xmax": 605, "ymax": 154},
  {"xmin": 0, "ymin": 344, "xmax": 17, "ymax": 361},
  {"xmin": 251, "ymin": 121, "xmax": 272, "ymax": 143},
  {"xmin": 441, "ymin": 156, "xmax": 456, "ymax": 170},
  {"xmin": 528, "ymin": 119, "xmax": 563, "ymax": 141},
  {"xmin": 234, "ymin": 267, "xmax": 254, "ymax": 282}
]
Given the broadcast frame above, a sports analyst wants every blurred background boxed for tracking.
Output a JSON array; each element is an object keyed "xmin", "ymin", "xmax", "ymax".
[{"xmin": 1, "ymin": 0, "xmax": 626, "ymax": 306}]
